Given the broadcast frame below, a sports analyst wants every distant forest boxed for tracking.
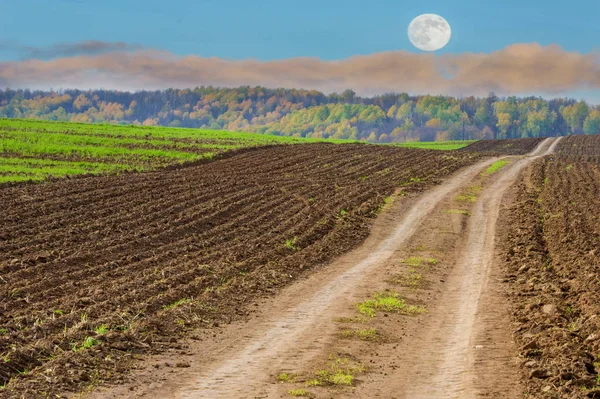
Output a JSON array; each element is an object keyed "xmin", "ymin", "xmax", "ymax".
[{"xmin": 1, "ymin": 87, "xmax": 599, "ymax": 142}]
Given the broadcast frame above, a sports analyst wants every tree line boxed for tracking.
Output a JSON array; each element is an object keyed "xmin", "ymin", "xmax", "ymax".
[{"xmin": 1, "ymin": 87, "xmax": 598, "ymax": 142}]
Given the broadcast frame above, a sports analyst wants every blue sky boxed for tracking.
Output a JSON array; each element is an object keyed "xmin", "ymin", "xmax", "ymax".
[
  {"xmin": 2, "ymin": 0, "xmax": 600, "ymax": 102},
  {"xmin": 1, "ymin": 0, "xmax": 599, "ymax": 61}
]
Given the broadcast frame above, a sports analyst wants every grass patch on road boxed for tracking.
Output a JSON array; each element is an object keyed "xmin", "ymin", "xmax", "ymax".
[
  {"xmin": 444, "ymin": 209, "xmax": 471, "ymax": 216},
  {"xmin": 288, "ymin": 388, "xmax": 312, "ymax": 397},
  {"xmin": 392, "ymin": 271, "xmax": 424, "ymax": 288},
  {"xmin": 482, "ymin": 159, "xmax": 510, "ymax": 176},
  {"xmin": 278, "ymin": 373, "xmax": 298, "ymax": 383},
  {"xmin": 456, "ymin": 185, "xmax": 482, "ymax": 202},
  {"xmin": 305, "ymin": 357, "xmax": 366, "ymax": 387},
  {"xmin": 278, "ymin": 357, "xmax": 365, "ymax": 395},
  {"xmin": 357, "ymin": 292, "xmax": 425, "ymax": 317},
  {"xmin": 401, "ymin": 257, "xmax": 437, "ymax": 267},
  {"xmin": 333, "ymin": 316, "xmax": 370, "ymax": 324},
  {"xmin": 340, "ymin": 328, "xmax": 378, "ymax": 341}
]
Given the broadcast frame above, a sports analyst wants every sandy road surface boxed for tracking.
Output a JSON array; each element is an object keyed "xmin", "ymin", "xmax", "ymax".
[{"xmin": 90, "ymin": 138, "xmax": 560, "ymax": 399}]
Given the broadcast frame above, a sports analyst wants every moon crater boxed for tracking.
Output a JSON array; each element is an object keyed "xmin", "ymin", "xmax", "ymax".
[{"xmin": 408, "ymin": 14, "xmax": 451, "ymax": 52}]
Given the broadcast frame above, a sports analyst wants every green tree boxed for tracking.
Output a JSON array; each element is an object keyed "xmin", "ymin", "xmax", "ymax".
[
  {"xmin": 583, "ymin": 110, "xmax": 600, "ymax": 135},
  {"xmin": 474, "ymin": 102, "xmax": 493, "ymax": 128},
  {"xmin": 526, "ymin": 108, "xmax": 556, "ymax": 138},
  {"xmin": 562, "ymin": 101, "xmax": 590, "ymax": 134}
]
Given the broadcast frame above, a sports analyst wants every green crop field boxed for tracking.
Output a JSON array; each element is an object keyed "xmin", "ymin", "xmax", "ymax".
[
  {"xmin": 0, "ymin": 119, "xmax": 358, "ymax": 184},
  {"xmin": 392, "ymin": 140, "xmax": 477, "ymax": 151}
]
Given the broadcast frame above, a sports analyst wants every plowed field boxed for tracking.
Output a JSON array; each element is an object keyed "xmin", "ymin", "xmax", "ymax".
[
  {"xmin": 0, "ymin": 143, "xmax": 482, "ymax": 397},
  {"xmin": 500, "ymin": 135, "xmax": 600, "ymax": 398},
  {"xmin": 461, "ymin": 137, "xmax": 546, "ymax": 155},
  {"xmin": 556, "ymin": 134, "xmax": 600, "ymax": 159}
]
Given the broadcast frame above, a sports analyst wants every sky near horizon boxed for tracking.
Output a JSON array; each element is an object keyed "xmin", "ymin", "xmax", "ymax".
[{"xmin": 2, "ymin": 0, "xmax": 600, "ymax": 101}]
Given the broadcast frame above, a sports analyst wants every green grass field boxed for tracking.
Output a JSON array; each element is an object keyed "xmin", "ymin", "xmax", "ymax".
[
  {"xmin": 0, "ymin": 119, "xmax": 476, "ymax": 184},
  {"xmin": 392, "ymin": 140, "xmax": 477, "ymax": 150}
]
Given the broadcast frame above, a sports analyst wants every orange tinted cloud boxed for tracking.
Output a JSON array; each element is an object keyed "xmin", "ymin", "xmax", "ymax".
[{"xmin": 2, "ymin": 43, "xmax": 599, "ymax": 96}]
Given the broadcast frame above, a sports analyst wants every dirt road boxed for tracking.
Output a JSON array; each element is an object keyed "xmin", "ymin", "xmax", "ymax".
[
  {"xmin": 90, "ymin": 138, "xmax": 560, "ymax": 399},
  {"xmin": 404, "ymin": 137, "xmax": 561, "ymax": 398}
]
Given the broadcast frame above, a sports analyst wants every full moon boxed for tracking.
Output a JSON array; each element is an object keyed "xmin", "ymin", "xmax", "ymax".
[{"xmin": 408, "ymin": 14, "xmax": 451, "ymax": 52}]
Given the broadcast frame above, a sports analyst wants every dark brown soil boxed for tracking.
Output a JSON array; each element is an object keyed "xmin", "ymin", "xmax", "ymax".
[
  {"xmin": 555, "ymin": 134, "xmax": 600, "ymax": 160},
  {"xmin": 461, "ymin": 137, "xmax": 546, "ymax": 155},
  {"xmin": 0, "ymin": 143, "xmax": 482, "ymax": 398},
  {"xmin": 499, "ymin": 137, "xmax": 600, "ymax": 398}
]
